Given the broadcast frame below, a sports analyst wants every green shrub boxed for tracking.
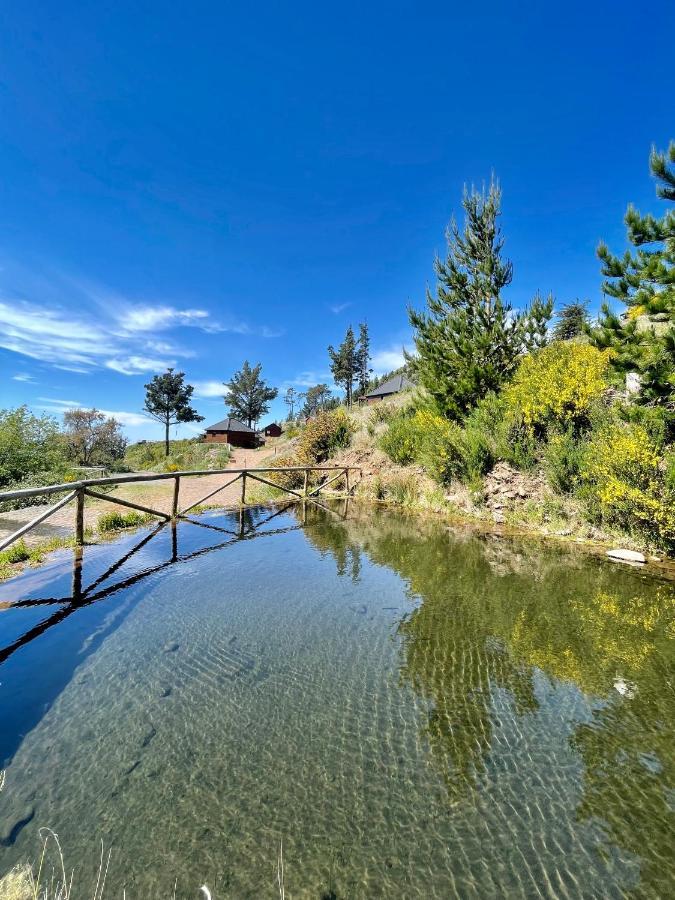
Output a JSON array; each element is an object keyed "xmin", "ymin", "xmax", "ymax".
[
  {"xmin": 0, "ymin": 540, "xmax": 31, "ymax": 564},
  {"xmin": 383, "ymin": 472, "xmax": 419, "ymax": 506},
  {"xmin": 369, "ymin": 401, "xmax": 398, "ymax": 424},
  {"xmin": 0, "ymin": 406, "xmax": 67, "ymax": 487},
  {"xmin": 378, "ymin": 415, "xmax": 419, "ymax": 465},
  {"xmin": 504, "ymin": 343, "xmax": 611, "ymax": 434},
  {"xmin": 618, "ymin": 403, "xmax": 675, "ymax": 448},
  {"xmin": 266, "ymin": 454, "xmax": 306, "ymax": 489},
  {"xmin": 298, "ymin": 409, "xmax": 353, "ymax": 463},
  {"xmin": 580, "ymin": 422, "xmax": 675, "ymax": 549},
  {"xmin": 414, "ymin": 410, "xmax": 466, "ymax": 484},
  {"xmin": 97, "ymin": 510, "xmax": 153, "ymax": 533},
  {"xmin": 543, "ymin": 427, "xmax": 586, "ymax": 494}
]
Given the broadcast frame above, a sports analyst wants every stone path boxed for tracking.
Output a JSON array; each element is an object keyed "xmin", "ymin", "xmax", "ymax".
[{"xmin": 0, "ymin": 447, "xmax": 272, "ymax": 549}]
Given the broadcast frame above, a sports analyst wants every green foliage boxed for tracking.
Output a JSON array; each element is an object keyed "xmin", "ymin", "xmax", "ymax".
[
  {"xmin": 504, "ymin": 342, "xmax": 611, "ymax": 434},
  {"xmin": 225, "ymin": 360, "xmax": 277, "ymax": 428},
  {"xmin": 97, "ymin": 510, "xmax": 153, "ymax": 533},
  {"xmin": 298, "ymin": 409, "xmax": 354, "ymax": 462},
  {"xmin": 552, "ymin": 300, "xmax": 590, "ymax": 341},
  {"xmin": 328, "ymin": 322, "xmax": 371, "ymax": 405},
  {"xmin": 300, "ymin": 383, "xmax": 333, "ymax": 418},
  {"xmin": 0, "ymin": 406, "xmax": 68, "ymax": 487},
  {"xmin": 144, "ymin": 368, "xmax": 204, "ymax": 455},
  {"xmin": 1, "ymin": 539, "xmax": 31, "ymax": 564},
  {"xmin": 409, "ymin": 180, "xmax": 553, "ymax": 419},
  {"xmin": 580, "ymin": 423, "xmax": 675, "ymax": 549},
  {"xmin": 378, "ymin": 414, "xmax": 419, "ymax": 465},
  {"xmin": 266, "ymin": 454, "xmax": 306, "ymax": 489},
  {"xmin": 63, "ymin": 408, "xmax": 127, "ymax": 466},
  {"xmin": 590, "ymin": 141, "xmax": 675, "ymax": 405},
  {"xmin": 124, "ymin": 439, "xmax": 230, "ymax": 473},
  {"xmin": 543, "ymin": 427, "xmax": 586, "ymax": 494},
  {"xmin": 368, "ymin": 401, "xmax": 398, "ymax": 424}
]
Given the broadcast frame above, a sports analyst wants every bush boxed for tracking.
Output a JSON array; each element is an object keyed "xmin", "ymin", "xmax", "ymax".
[
  {"xmin": 97, "ymin": 510, "xmax": 153, "ymax": 533},
  {"xmin": 369, "ymin": 401, "xmax": 398, "ymax": 425},
  {"xmin": 298, "ymin": 409, "xmax": 354, "ymax": 463},
  {"xmin": 266, "ymin": 454, "xmax": 306, "ymax": 490},
  {"xmin": 543, "ymin": 427, "xmax": 586, "ymax": 494},
  {"xmin": 580, "ymin": 422, "xmax": 675, "ymax": 549},
  {"xmin": 0, "ymin": 540, "xmax": 31, "ymax": 564},
  {"xmin": 378, "ymin": 414, "xmax": 419, "ymax": 465},
  {"xmin": 414, "ymin": 410, "xmax": 466, "ymax": 484},
  {"xmin": 0, "ymin": 468, "xmax": 79, "ymax": 512},
  {"xmin": 0, "ymin": 406, "xmax": 67, "ymax": 487},
  {"xmin": 504, "ymin": 343, "xmax": 611, "ymax": 434}
]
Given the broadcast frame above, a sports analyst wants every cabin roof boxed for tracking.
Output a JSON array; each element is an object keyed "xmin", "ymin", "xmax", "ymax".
[
  {"xmin": 205, "ymin": 417, "xmax": 255, "ymax": 433},
  {"xmin": 364, "ymin": 373, "xmax": 414, "ymax": 399}
]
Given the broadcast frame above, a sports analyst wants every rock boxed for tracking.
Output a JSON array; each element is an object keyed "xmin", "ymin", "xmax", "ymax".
[{"xmin": 606, "ymin": 548, "xmax": 646, "ymax": 564}]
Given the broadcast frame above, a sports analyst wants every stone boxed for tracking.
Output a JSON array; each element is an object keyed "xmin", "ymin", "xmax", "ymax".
[{"xmin": 606, "ymin": 548, "xmax": 646, "ymax": 564}]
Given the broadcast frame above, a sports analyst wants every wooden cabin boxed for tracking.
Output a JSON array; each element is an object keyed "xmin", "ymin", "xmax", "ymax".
[
  {"xmin": 359, "ymin": 373, "xmax": 414, "ymax": 405},
  {"xmin": 263, "ymin": 422, "xmax": 283, "ymax": 438},
  {"xmin": 203, "ymin": 417, "xmax": 258, "ymax": 448}
]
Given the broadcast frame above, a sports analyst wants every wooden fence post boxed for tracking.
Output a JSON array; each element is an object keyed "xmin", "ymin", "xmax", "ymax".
[
  {"xmin": 345, "ymin": 468, "xmax": 350, "ymax": 496},
  {"xmin": 75, "ymin": 489, "xmax": 85, "ymax": 546},
  {"xmin": 303, "ymin": 469, "xmax": 309, "ymax": 497},
  {"xmin": 172, "ymin": 475, "xmax": 181, "ymax": 518},
  {"xmin": 240, "ymin": 471, "xmax": 247, "ymax": 505}
]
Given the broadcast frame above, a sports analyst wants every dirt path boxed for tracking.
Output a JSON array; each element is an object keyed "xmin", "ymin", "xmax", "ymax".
[{"xmin": 0, "ymin": 446, "xmax": 275, "ymax": 549}]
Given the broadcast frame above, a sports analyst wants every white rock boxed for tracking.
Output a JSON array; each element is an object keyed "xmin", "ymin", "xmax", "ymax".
[{"xmin": 606, "ymin": 548, "xmax": 646, "ymax": 564}]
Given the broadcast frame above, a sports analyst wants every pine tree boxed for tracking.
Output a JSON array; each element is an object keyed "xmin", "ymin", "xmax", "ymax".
[
  {"xmin": 224, "ymin": 361, "xmax": 278, "ymax": 428},
  {"xmin": 144, "ymin": 369, "xmax": 204, "ymax": 456},
  {"xmin": 328, "ymin": 326, "xmax": 358, "ymax": 405},
  {"xmin": 356, "ymin": 322, "xmax": 372, "ymax": 396},
  {"xmin": 552, "ymin": 300, "xmax": 590, "ymax": 341},
  {"xmin": 589, "ymin": 142, "xmax": 675, "ymax": 403},
  {"xmin": 409, "ymin": 180, "xmax": 553, "ymax": 419},
  {"xmin": 284, "ymin": 387, "xmax": 298, "ymax": 420}
]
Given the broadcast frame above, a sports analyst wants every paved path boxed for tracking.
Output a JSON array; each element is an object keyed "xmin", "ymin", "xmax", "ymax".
[{"xmin": 0, "ymin": 447, "xmax": 273, "ymax": 548}]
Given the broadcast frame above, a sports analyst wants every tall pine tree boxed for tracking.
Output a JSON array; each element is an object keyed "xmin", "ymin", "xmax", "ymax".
[
  {"xmin": 144, "ymin": 369, "xmax": 204, "ymax": 456},
  {"xmin": 589, "ymin": 141, "xmax": 675, "ymax": 404},
  {"xmin": 328, "ymin": 326, "xmax": 358, "ymax": 405},
  {"xmin": 552, "ymin": 300, "xmax": 590, "ymax": 341},
  {"xmin": 356, "ymin": 322, "xmax": 372, "ymax": 396},
  {"xmin": 409, "ymin": 181, "xmax": 552, "ymax": 419}
]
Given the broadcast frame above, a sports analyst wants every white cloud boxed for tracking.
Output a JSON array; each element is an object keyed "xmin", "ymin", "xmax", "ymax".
[
  {"xmin": 117, "ymin": 306, "xmax": 209, "ymax": 333},
  {"xmin": 192, "ymin": 379, "xmax": 225, "ymax": 398},
  {"xmin": 0, "ymin": 284, "xmax": 281, "ymax": 377},
  {"xmin": 371, "ymin": 346, "xmax": 410, "ymax": 375},
  {"xmin": 36, "ymin": 397, "xmax": 152, "ymax": 429},
  {"xmin": 105, "ymin": 356, "xmax": 175, "ymax": 376},
  {"xmin": 12, "ymin": 373, "xmax": 35, "ymax": 382},
  {"xmin": 284, "ymin": 370, "xmax": 332, "ymax": 388}
]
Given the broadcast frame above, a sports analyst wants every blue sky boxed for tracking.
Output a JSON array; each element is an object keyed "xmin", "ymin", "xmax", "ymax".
[{"xmin": 1, "ymin": 0, "xmax": 673, "ymax": 439}]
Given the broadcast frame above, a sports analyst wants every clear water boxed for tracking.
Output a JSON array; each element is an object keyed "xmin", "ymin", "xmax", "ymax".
[{"xmin": 0, "ymin": 502, "xmax": 673, "ymax": 898}]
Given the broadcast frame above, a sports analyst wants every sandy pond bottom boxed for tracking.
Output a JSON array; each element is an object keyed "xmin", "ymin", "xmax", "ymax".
[{"xmin": 0, "ymin": 503, "xmax": 673, "ymax": 898}]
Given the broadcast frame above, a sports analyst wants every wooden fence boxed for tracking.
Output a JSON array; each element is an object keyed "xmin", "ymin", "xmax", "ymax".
[{"xmin": 0, "ymin": 465, "xmax": 362, "ymax": 553}]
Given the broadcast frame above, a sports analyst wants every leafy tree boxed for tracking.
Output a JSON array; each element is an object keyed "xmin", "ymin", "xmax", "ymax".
[
  {"xmin": 328, "ymin": 326, "xmax": 358, "ymax": 406},
  {"xmin": 589, "ymin": 141, "xmax": 675, "ymax": 403},
  {"xmin": 356, "ymin": 322, "xmax": 372, "ymax": 396},
  {"xmin": 0, "ymin": 406, "xmax": 65, "ymax": 486},
  {"xmin": 143, "ymin": 368, "xmax": 204, "ymax": 456},
  {"xmin": 552, "ymin": 299, "xmax": 590, "ymax": 341},
  {"xmin": 224, "ymin": 361, "xmax": 278, "ymax": 428},
  {"xmin": 409, "ymin": 180, "xmax": 553, "ymax": 419},
  {"xmin": 300, "ymin": 383, "xmax": 332, "ymax": 418},
  {"xmin": 63, "ymin": 408, "xmax": 127, "ymax": 465},
  {"xmin": 284, "ymin": 387, "xmax": 298, "ymax": 420}
]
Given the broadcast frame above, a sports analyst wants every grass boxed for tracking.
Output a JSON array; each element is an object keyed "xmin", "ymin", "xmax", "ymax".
[
  {"xmin": 96, "ymin": 510, "xmax": 153, "ymax": 534},
  {"xmin": 0, "ymin": 536, "xmax": 86, "ymax": 582},
  {"xmin": 124, "ymin": 439, "xmax": 231, "ymax": 474}
]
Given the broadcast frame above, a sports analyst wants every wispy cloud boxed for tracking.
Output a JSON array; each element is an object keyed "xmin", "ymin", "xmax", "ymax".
[
  {"xmin": 12, "ymin": 373, "xmax": 35, "ymax": 382},
  {"xmin": 36, "ymin": 397, "xmax": 152, "ymax": 428},
  {"xmin": 329, "ymin": 302, "xmax": 351, "ymax": 315},
  {"xmin": 283, "ymin": 370, "xmax": 332, "ymax": 388},
  {"xmin": 0, "ymin": 277, "xmax": 282, "ymax": 376}
]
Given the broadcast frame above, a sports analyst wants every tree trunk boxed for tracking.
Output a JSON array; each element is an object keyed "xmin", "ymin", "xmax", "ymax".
[{"xmin": 165, "ymin": 420, "xmax": 170, "ymax": 457}]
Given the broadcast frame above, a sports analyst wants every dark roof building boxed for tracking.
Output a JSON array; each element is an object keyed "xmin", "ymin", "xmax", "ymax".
[
  {"xmin": 204, "ymin": 417, "xmax": 258, "ymax": 448},
  {"xmin": 360, "ymin": 373, "xmax": 414, "ymax": 404},
  {"xmin": 262, "ymin": 422, "xmax": 283, "ymax": 437}
]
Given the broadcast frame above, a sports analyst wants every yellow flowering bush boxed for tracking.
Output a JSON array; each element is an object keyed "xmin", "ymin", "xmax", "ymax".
[
  {"xmin": 298, "ymin": 409, "xmax": 354, "ymax": 463},
  {"xmin": 581, "ymin": 423, "xmax": 675, "ymax": 549},
  {"xmin": 504, "ymin": 343, "xmax": 611, "ymax": 432}
]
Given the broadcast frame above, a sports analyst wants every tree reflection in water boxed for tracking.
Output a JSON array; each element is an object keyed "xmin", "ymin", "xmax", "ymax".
[{"xmin": 300, "ymin": 502, "xmax": 675, "ymax": 890}]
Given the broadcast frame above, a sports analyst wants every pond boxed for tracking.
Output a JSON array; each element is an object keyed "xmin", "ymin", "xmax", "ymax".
[{"xmin": 0, "ymin": 502, "xmax": 673, "ymax": 898}]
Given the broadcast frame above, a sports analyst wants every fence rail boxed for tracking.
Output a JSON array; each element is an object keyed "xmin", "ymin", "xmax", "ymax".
[{"xmin": 0, "ymin": 465, "xmax": 363, "ymax": 553}]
